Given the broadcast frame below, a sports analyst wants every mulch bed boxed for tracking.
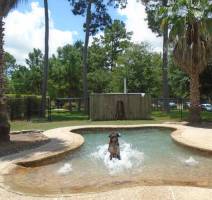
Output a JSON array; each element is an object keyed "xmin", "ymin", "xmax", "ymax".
[{"xmin": 0, "ymin": 131, "xmax": 50, "ymax": 157}]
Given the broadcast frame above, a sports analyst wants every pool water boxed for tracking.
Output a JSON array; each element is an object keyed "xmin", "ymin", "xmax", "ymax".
[{"xmin": 4, "ymin": 128, "xmax": 212, "ymax": 195}]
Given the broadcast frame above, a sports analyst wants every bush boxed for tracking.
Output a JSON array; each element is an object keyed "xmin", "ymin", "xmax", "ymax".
[{"xmin": 6, "ymin": 94, "xmax": 42, "ymax": 120}]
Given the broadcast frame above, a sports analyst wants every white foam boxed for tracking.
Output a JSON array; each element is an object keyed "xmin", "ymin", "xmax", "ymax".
[
  {"xmin": 91, "ymin": 140, "xmax": 144, "ymax": 175},
  {"xmin": 58, "ymin": 163, "xmax": 73, "ymax": 175},
  {"xmin": 183, "ymin": 157, "xmax": 199, "ymax": 166}
]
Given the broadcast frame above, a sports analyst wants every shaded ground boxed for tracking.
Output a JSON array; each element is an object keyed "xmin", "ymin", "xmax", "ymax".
[
  {"xmin": 0, "ymin": 131, "xmax": 50, "ymax": 157},
  {"xmin": 186, "ymin": 122, "xmax": 212, "ymax": 129}
]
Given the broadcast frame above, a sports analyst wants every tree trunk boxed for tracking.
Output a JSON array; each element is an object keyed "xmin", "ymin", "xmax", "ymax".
[
  {"xmin": 189, "ymin": 72, "xmax": 201, "ymax": 123},
  {"xmin": 82, "ymin": 1, "xmax": 92, "ymax": 114},
  {"xmin": 41, "ymin": 0, "xmax": 49, "ymax": 118},
  {"xmin": 162, "ymin": 0, "xmax": 169, "ymax": 112},
  {"xmin": 0, "ymin": 17, "xmax": 10, "ymax": 142}
]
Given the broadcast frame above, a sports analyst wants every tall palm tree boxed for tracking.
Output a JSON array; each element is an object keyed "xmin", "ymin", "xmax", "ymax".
[
  {"xmin": 0, "ymin": 0, "xmax": 27, "ymax": 142},
  {"xmin": 41, "ymin": 0, "xmax": 49, "ymax": 118},
  {"xmin": 161, "ymin": 0, "xmax": 212, "ymax": 123}
]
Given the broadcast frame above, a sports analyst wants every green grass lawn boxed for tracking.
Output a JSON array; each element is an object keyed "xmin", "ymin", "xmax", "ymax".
[
  {"xmin": 10, "ymin": 110, "xmax": 212, "ymax": 131},
  {"xmin": 153, "ymin": 110, "xmax": 212, "ymax": 121}
]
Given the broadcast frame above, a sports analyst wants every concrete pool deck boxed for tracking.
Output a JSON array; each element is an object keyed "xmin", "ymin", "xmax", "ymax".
[{"xmin": 0, "ymin": 123, "xmax": 212, "ymax": 199}]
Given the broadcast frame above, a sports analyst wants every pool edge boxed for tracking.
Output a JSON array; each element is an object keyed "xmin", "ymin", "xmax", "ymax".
[{"xmin": 1, "ymin": 123, "xmax": 212, "ymax": 199}]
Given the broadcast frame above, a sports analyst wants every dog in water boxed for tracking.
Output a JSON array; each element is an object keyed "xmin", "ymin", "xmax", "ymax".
[{"xmin": 108, "ymin": 132, "xmax": 121, "ymax": 160}]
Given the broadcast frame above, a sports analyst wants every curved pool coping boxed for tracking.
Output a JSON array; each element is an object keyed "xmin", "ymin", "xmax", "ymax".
[
  {"xmin": 0, "ymin": 123, "xmax": 212, "ymax": 199},
  {"xmin": 171, "ymin": 125, "xmax": 212, "ymax": 152}
]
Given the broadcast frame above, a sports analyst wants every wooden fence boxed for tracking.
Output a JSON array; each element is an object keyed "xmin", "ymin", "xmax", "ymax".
[{"xmin": 90, "ymin": 93, "xmax": 151, "ymax": 121}]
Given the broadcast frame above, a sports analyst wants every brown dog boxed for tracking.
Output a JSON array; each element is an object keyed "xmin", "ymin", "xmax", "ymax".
[{"xmin": 108, "ymin": 132, "xmax": 121, "ymax": 160}]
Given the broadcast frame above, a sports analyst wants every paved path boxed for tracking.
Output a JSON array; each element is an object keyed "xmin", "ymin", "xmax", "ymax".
[{"xmin": 0, "ymin": 185, "xmax": 212, "ymax": 200}]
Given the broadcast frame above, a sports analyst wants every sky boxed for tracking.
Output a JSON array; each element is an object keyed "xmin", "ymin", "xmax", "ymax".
[{"xmin": 4, "ymin": 0, "xmax": 162, "ymax": 65}]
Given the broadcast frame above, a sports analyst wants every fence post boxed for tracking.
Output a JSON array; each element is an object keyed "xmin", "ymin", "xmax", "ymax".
[
  {"xmin": 68, "ymin": 99, "xmax": 72, "ymax": 112},
  {"xmin": 180, "ymin": 98, "xmax": 183, "ymax": 121},
  {"xmin": 78, "ymin": 98, "xmax": 81, "ymax": 112},
  {"xmin": 47, "ymin": 98, "xmax": 52, "ymax": 121},
  {"xmin": 26, "ymin": 98, "xmax": 31, "ymax": 121}
]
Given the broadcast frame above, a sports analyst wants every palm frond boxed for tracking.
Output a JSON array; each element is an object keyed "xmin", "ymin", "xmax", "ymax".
[{"xmin": 0, "ymin": 0, "xmax": 28, "ymax": 17}]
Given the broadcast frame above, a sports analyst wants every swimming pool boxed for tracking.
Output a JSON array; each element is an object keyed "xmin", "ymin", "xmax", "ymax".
[{"xmin": 4, "ymin": 128, "xmax": 212, "ymax": 195}]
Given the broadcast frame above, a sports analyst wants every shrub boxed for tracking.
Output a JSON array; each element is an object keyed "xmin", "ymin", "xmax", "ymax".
[{"xmin": 6, "ymin": 94, "xmax": 42, "ymax": 120}]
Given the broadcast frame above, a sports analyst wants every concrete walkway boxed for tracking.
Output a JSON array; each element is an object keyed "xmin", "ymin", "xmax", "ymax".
[
  {"xmin": 0, "ymin": 185, "xmax": 212, "ymax": 200},
  {"xmin": 0, "ymin": 123, "xmax": 212, "ymax": 200},
  {"xmin": 171, "ymin": 125, "xmax": 212, "ymax": 152}
]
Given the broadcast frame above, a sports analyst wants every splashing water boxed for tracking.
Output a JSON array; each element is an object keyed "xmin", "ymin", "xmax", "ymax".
[
  {"xmin": 91, "ymin": 140, "xmax": 144, "ymax": 175},
  {"xmin": 58, "ymin": 163, "xmax": 72, "ymax": 175},
  {"xmin": 183, "ymin": 157, "xmax": 199, "ymax": 167}
]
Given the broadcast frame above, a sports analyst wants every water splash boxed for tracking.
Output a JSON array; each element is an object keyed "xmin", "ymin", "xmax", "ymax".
[
  {"xmin": 58, "ymin": 163, "xmax": 72, "ymax": 175},
  {"xmin": 183, "ymin": 157, "xmax": 199, "ymax": 167},
  {"xmin": 91, "ymin": 140, "xmax": 144, "ymax": 175}
]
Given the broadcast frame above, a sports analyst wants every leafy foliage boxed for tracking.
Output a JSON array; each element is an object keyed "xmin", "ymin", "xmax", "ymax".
[
  {"xmin": 101, "ymin": 20, "xmax": 132, "ymax": 70},
  {"xmin": 4, "ymin": 52, "xmax": 16, "ymax": 76},
  {"xmin": 68, "ymin": 0, "xmax": 114, "ymax": 35},
  {"xmin": 113, "ymin": 43, "xmax": 162, "ymax": 96},
  {"xmin": 168, "ymin": 53, "xmax": 189, "ymax": 98},
  {"xmin": 141, "ymin": 0, "xmax": 164, "ymax": 35},
  {"xmin": 5, "ymin": 39, "xmax": 212, "ymax": 101},
  {"xmin": 48, "ymin": 44, "xmax": 82, "ymax": 98}
]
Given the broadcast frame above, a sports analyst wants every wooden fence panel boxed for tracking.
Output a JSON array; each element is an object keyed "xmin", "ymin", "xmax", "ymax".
[{"xmin": 90, "ymin": 93, "xmax": 151, "ymax": 121}]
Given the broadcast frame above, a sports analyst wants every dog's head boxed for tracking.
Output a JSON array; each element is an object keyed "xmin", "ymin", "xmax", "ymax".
[{"xmin": 109, "ymin": 132, "xmax": 120, "ymax": 143}]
